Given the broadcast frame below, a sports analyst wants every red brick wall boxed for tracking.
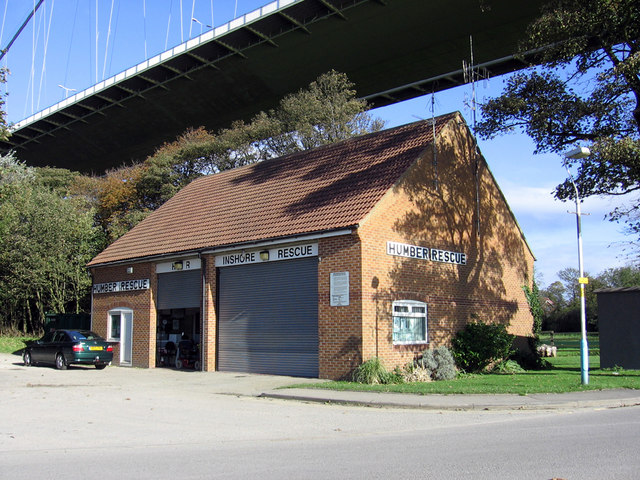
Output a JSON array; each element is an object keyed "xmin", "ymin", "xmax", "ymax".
[
  {"xmin": 201, "ymin": 253, "xmax": 217, "ymax": 371},
  {"xmin": 317, "ymin": 234, "xmax": 363, "ymax": 379},
  {"xmin": 356, "ymin": 116, "xmax": 535, "ymax": 371},
  {"xmin": 91, "ymin": 262, "xmax": 156, "ymax": 367}
]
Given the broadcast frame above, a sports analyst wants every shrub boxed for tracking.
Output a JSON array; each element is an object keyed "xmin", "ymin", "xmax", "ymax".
[
  {"xmin": 411, "ymin": 346, "xmax": 457, "ymax": 381},
  {"xmin": 512, "ymin": 347, "xmax": 551, "ymax": 370},
  {"xmin": 389, "ymin": 366, "xmax": 406, "ymax": 384},
  {"xmin": 451, "ymin": 321, "xmax": 515, "ymax": 373},
  {"xmin": 432, "ymin": 346, "xmax": 457, "ymax": 380},
  {"xmin": 403, "ymin": 365, "xmax": 432, "ymax": 382},
  {"xmin": 491, "ymin": 359, "xmax": 526, "ymax": 374},
  {"xmin": 417, "ymin": 349, "xmax": 437, "ymax": 371},
  {"xmin": 352, "ymin": 357, "xmax": 399, "ymax": 384}
]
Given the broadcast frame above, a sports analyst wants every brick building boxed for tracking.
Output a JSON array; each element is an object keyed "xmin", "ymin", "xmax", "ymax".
[{"xmin": 88, "ymin": 112, "xmax": 535, "ymax": 379}]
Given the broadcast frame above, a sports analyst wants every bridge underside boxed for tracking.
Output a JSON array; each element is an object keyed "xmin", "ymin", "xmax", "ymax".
[{"xmin": 1, "ymin": 0, "xmax": 544, "ymax": 173}]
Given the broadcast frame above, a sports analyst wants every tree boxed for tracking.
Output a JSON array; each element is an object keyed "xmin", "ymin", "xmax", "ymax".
[
  {"xmin": 0, "ymin": 152, "xmax": 34, "ymax": 197},
  {"xmin": 0, "ymin": 155, "xmax": 104, "ymax": 333},
  {"xmin": 476, "ymin": 0, "xmax": 640, "ymax": 247},
  {"xmin": 557, "ymin": 267, "xmax": 581, "ymax": 304},
  {"xmin": 540, "ymin": 264, "xmax": 640, "ymax": 332},
  {"xmin": 265, "ymin": 70, "xmax": 385, "ymax": 155},
  {"xmin": 541, "ymin": 281, "xmax": 568, "ymax": 311},
  {"xmin": 598, "ymin": 264, "xmax": 640, "ymax": 287},
  {"xmin": 103, "ymin": 70, "xmax": 384, "ymax": 238},
  {"xmin": 34, "ymin": 167, "xmax": 82, "ymax": 197},
  {"xmin": 92, "ymin": 164, "xmax": 149, "ymax": 243}
]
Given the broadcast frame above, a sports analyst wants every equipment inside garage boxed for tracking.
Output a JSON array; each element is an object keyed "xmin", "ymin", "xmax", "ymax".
[{"xmin": 156, "ymin": 267, "xmax": 201, "ymax": 368}]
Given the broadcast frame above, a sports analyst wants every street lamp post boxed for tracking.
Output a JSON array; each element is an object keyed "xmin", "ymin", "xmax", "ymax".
[
  {"xmin": 564, "ymin": 146, "xmax": 591, "ymax": 385},
  {"xmin": 192, "ymin": 17, "xmax": 211, "ymax": 36},
  {"xmin": 58, "ymin": 84, "xmax": 76, "ymax": 98}
]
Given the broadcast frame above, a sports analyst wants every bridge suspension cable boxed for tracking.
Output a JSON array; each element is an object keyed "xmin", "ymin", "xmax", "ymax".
[
  {"xmin": 102, "ymin": 0, "xmax": 115, "ymax": 81},
  {"xmin": 0, "ymin": 0, "xmax": 44, "ymax": 62},
  {"xmin": 36, "ymin": 0, "xmax": 55, "ymax": 111}
]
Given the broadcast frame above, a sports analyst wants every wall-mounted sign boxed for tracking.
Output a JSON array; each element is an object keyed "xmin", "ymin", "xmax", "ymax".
[
  {"xmin": 93, "ymin": 279, "xmax": 150, "ymax": 294},
  {"xmin": 330, "ymin": 271, "xmax": 350, "ymax": 306},
  {"xmin": 215, "ymin": 243, "xmax": 318, "ymax": 267},
  {"xmin": 156, "ymin": 258, "xmax": 201, "ymax": 273},
  {"xmin": 387, "ymin": 241, "xmax": 467, "ymax": 266}
]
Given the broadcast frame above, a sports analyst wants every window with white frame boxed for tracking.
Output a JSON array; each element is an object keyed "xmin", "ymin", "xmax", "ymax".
[
  {"xmin": 107, "ymin": 308, "xmax": 133, "ymax": 342},
  {"xmin": 108, "ymin": 312, "xmax": 121, "ymax": 341},
  {"xmin": 392, "ymin": 300, "xmax": 427, "ymax": 344}
]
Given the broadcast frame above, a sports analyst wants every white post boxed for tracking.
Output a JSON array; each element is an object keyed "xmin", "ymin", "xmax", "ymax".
[{"xmin": 564, "ymin": 146, "xmax": 591, "ymax": 385}]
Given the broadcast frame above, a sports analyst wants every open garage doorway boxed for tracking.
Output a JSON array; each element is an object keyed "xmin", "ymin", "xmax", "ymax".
[{"xmin": 156, "ymin": 308, "xmax": 200, "ymax": 369}]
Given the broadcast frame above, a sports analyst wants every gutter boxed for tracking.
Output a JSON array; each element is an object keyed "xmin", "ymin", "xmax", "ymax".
[{"xmin": 87, "ymin": 227, "xmax": 355, "ymax": 269}]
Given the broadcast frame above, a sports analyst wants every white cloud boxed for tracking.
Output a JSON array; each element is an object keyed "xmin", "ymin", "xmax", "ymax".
[{"xmin": 497, "ymin": 180, "xmax": 635, "ymax": 286}]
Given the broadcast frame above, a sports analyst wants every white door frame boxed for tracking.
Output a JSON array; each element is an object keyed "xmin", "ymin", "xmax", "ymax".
[{"xmin": 108, "ymin": 308, "xmax": 133, "ymax": 366}]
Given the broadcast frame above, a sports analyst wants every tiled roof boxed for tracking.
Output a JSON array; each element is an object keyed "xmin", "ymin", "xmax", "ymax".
[{"xmin": 88, "ymin": 113, "xmax": 456, "ymax": 266}]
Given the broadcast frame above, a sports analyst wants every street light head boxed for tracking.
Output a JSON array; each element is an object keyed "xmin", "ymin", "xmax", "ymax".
[{"xmin": 565, "ymin": 146, "xmax": 591, "ymax": 159}]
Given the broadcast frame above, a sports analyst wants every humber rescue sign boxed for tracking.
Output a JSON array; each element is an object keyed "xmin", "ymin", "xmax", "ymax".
[
  {"xmin": 387, "ymin": 241, "xmax": 467, "ymax": 265},
  {"xmin": 93, "ymin": 279, "xmax": 150, "ymax": 294}
]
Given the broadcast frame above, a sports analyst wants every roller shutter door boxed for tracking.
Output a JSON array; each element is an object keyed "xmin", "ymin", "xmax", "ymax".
[
  {"xmin": 218, "ymin": 257, "xmax": 318, "ymax": 377},
  {"xmin": 157, "ymin": 270, "xmax": 201, "ymax": 309}
]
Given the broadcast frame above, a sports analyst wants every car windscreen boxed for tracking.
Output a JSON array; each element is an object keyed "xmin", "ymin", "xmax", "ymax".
[{"xmin": 69, "ymin": 331, "xmax": 104, "ymax": 341}]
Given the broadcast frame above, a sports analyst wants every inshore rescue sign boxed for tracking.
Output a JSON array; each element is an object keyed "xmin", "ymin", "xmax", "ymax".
[
  {"xmin": 215, "ymin": 243, "xmax": 318, "ymax": 267},
  {"xmin": 387, "ymin": 241, "xmax": 467, "ymax": 265}
]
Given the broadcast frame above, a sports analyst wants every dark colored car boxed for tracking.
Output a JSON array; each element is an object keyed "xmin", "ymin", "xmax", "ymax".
[{"xmin": 23, "ymin": 329, "xmax": 113, "ymax": 370}]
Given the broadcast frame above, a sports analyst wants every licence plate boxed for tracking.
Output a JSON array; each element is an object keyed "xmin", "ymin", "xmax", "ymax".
[{"xmin": 89, "ymin": 346, "xmax": 103, "ymax": 351}]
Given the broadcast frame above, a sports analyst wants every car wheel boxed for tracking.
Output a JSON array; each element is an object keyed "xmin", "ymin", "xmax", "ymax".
[
  {"xmin": 55, "ymin": 353, "xmax": 67, "ymax": 370},
  {"xmin": 175, "ymin": 359, "xmax": 183, "ymax": 369},
  {"xmin": 23, "ymin": 350, "xmax": 32, "ymax": 367},
  {"xmin": 95, "ymin": 364, "xmax": 107, "ymax": 370},
  {"xmin": 194, "ymin": 360, "xmax": 201, "ymax": 370}
]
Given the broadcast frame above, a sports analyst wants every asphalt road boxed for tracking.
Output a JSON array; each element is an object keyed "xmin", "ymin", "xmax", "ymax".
[{"xmin": 1, "ymin": 355, "xmax": 639, "ymax": 479}]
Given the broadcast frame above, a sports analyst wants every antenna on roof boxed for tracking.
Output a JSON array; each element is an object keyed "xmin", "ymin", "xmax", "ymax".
[
  {"xmin": 430, "ymin": 89, "xmax": 439, "ymax": 190},
  {"xmin": 462, "ymin": 35, "xmax": 489, "ymax": 237},
  {"xmin": 462, "ymin": 35, "xmax": 490, "ymax": 130}
]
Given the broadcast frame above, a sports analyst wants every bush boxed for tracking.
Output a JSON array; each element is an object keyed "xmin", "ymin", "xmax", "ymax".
[
  {"xmin": 412, "ymin": 346, "xmax": 457, "ymax": 381},
  {"xmin": 353, "ymin": 349, "xmax": 457, "ymax": 385},
  {"xmin": 512, "ymin": 346, "xmax": 552, "ymax": 370},
  {"xmin": 417, "ymin": 349, "xmax": 437, "ymax": 371},
  {"xmin": 403, "ymin": 365, "xmax": 433, "ymax": 382},
  {"xmin": 491, "ymin": 359, "xmax": 526, "ymax": 374},
  {"xmin": 352, "ymin": 357, "xmax": 400, "ymax": 384},
  {"xmin": 432, "ymin": 346, "xmax": 457, "ymax": 380},
  {"xmin": 451, "ymin": 321, "xmax": 515, "ymax": 373},
  {"xmin": 388, "ymin": 366, "xmax": 406, "ymax": 384}
]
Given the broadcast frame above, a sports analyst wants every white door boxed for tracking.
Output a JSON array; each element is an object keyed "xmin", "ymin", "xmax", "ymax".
[{"xmin": 120, "ymin": 311, "xmax": 133, "ymax": 365}]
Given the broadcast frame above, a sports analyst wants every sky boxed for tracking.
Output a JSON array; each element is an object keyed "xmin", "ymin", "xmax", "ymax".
[{"xmin": 0, "ymin": 0, "xmax": 635, "ymax": 287}]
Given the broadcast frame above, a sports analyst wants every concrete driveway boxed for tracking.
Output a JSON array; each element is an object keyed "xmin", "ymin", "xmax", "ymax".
[
  {"xmin": 0, "ymin": 352, "xmax": 316, "ymax": 397},
  {"xmin": 4, "ymin": 352, "xmax": 640, "ymax": 411}
]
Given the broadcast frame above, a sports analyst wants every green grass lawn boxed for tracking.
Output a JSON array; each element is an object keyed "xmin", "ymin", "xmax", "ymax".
[
  {"xmin": 0, "ymin": 336, "xmax": 36, "ymax": 355},
  {"xmin": 293, "ymin": 333, "xmax": 640, "ymax": 395}
]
